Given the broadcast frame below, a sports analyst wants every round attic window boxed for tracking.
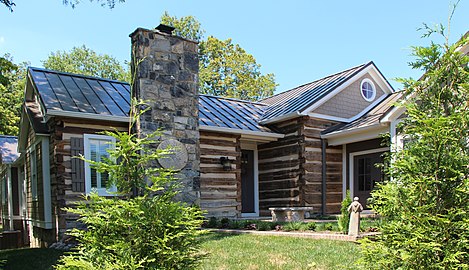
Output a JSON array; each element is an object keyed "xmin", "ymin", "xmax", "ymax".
[{"xmin": 360, "ymin": 79, "xmax": 376, "ymax": 102}]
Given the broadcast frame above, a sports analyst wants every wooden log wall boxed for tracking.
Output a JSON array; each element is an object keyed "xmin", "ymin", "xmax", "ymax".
[
  {"xmin": 199, "ymin": 131, "xmax": 241, "ymax": 218},
  {"xmin": 300, "ymin": 117, "xmax": 342, "ymax": 214},
  {"xmin": 49, "ymin": 118, "xmax": 128, "ymax": 240},
  {"xmin": 258, "ymin": 119, "xmax": 303, "ymax": 216}
]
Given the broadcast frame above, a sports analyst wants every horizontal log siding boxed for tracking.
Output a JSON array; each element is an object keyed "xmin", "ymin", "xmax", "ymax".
[
  {"xmin": 25, "ymin": 129, "xmax": 45, "ymax": 224},
  {"xmin": 49, "ymin": 118, "xmax": 128, "ymax": 240},
  {"xmin": 258, "ymin": 119, "xmax": 303, "ymax": 216},
  {"xmin": 199, "ymin": 131, "xmax": 241, "ymax": 218},
  {"xmin": 301, "ymin": 117, "xmax": 342, "ymax": 214}
]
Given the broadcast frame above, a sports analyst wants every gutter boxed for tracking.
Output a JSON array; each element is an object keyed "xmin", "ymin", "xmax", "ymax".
[
  {"xmin": 47, "ymin": 110, "xmax": 130, "ymax": 123},
  {"xmin": 321, "ymin": 139, "xmax": 327, "ymax": 215},
  {"xmin": 200, "ymin": 125, "xmax": 284, "ymax": 139}
]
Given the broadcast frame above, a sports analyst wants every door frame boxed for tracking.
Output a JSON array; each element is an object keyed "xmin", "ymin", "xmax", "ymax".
[
  {"xmin": 348, "ymin": 147, "xmax": 388, "ymax": 198},
  {"xmin": 240, "ymin": 142, "xmax": 259, "ymax": 217}
]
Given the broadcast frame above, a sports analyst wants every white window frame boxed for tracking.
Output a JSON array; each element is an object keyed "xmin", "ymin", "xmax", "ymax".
[
  {"xmin": 360, "ymin": 78, "xmax": 376, "ymax": 102},
  {"xmin": 84, "ymin": 134, "xmax": 117, "ymax": 196}
]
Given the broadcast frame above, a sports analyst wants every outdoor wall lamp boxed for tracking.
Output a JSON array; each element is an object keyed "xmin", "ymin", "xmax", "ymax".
[{"xmin": 219, "ymin": 157, "xmax": 232, "ymax": 170}]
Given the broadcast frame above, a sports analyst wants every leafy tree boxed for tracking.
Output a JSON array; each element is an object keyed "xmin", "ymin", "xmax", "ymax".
[
  {"xmin": 42, "ymin": 45, "xmax": 129, "ymax": 82},
  {"xmin": 1, "ymin": 0, "xmax": 14, "ymax": 11},
  {"xmin": 160, "ymin": 12, "xmax": 204, "ymax": 42},
  {"xmin": 338, "ymin": 190, "xmax": 352, "ymax": 234},
  {"xmin": 0, "ymin": 54, "xmax": 27, "ymax": 135},
  {"xmin": 55, "ymin": 99, "xmax": 205, "ymax": 270},
  {"xmin": 359, "ymin": 24, "xmax": 469, "ymax": 269},
  {"xmin": 62, "ymin": 0, "xmax": 125, "ymax": 9},
  {"xmin": 161, "ymin": 13, "xmax": 276, "ymax": 101}
]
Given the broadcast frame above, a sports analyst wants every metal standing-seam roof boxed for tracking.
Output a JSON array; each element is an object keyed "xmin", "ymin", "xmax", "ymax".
[
  {"xmin": 28, "ymin": 67, "xmax": 131, "ymax": 117},
  {"xmin": 260, "ymin": 62, "xmax": 372, "ymax": 122},
  {"xmin": 0, "ymin": 135, "xmax": 19, "ymax": 164},
  {"xmin": 199, "ymin": 95, "xmax": 275, "ymax": 133},
  {"xmin": 322, "ymin": 91, "xmax": 403, "ymax": 136},
  {"xmin": 27, "ymin": 67, "xmax": 280, "ymax": 136}
]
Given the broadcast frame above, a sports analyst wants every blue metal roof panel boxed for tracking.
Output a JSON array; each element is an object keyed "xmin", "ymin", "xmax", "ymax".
[{"xmin": 28, "ymin": 67, "xmax": 131, "ymax": 117}]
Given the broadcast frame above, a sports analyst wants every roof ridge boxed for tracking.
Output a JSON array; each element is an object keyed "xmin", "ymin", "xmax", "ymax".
[
  {"xmin": 28, "ymin": 66, "xmax": 130, "ymax": 85},
  {"xmin": 261, "ymin": 61, "xmax": 371, "ymax": 102},
  {"xmin": 200, "ymin": 94, "xmax": 269, "ymax": 106}
]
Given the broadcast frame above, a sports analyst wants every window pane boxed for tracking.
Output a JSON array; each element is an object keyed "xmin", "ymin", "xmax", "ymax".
[{"xmin": 91, "ymin": 168, "xmax": 97, "ymax": 188}]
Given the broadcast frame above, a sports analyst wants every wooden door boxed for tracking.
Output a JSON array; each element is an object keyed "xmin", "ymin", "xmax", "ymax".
[
  {"xmin": 241, "ymin": 150, "xmax": 255, "ymax": 213},
  {"xmin": 353, "ymin": 152, "xmax": 383, "ymax": 209}
]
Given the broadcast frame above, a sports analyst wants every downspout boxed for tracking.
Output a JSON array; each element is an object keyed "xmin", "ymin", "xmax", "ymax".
[{"xmin": 321, "ymin": 139, "xmax": 327, "ymax": 215}]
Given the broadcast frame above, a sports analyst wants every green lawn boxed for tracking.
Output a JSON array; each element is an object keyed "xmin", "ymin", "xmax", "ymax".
[
  {"xmin": 0, "ymin": 233, "xmax": 361, "ymax": 270},
  {"xmin": 199, "ymin": 233, "xmax": 361, "ymax": 270}
]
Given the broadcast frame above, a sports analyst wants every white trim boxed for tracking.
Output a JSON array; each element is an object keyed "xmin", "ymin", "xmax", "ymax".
[
  {"xmin": 240, "ymin": 143, "xmax": 259, "ymax": 218},
  {"xmin": 200, "ymin": 125, "xmax": 284, "ymax": 140},
  {"xmin": 360, "ymin": 78, "xmax": 376, "ymax": 102},
  {"xmin": 342, "ymin": 144, "xmax": 347, "ymax": 200},
  {"xmin": 41, "ymin": 137, "xmax": 52, "ymax": 227},
  {"xmin": 84, "ymin": 134, "xmax": 117, "ymax": 196},
  {"xmin": 47, "ymin": 110, "xmax": 130, "ymax": 123},
  {"xmin": 324, "ymin": 125, "xmax": 388, "ymax": 146},
  {"xmin": 348, "ymin": 147, "xmax": 388, "ymax": 198},
  {"xmin": 381, "ymin": 105, "xmax": 406, "ymax": 123},
  {"xmin": 308, "ymin": 113, "xmax": 350, "ymax": 123},
  {"xmin": 7, "ymin": 166, "xmax": 14, "ymax": 230}
]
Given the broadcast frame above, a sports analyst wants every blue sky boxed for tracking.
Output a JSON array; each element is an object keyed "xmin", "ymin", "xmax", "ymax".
[{"xmin": 1, "ymin": 0, "xmax": 468, "ymax": 93}]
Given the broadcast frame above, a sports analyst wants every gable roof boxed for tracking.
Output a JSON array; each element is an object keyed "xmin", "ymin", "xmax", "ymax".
[
  {"xmin": 260, "ymin": 62, "xmax": 373, "ymax": 122},
  {"xmin": 28, "ymin": 67, "xmax": 131, "ymax": 120},
  {"xmin": 322, "ymin": 91, "xmax": 403, "ymax": 137},
  {"xmin": 0, "ymin": 135, "xmax": 19, "ymax": 164}
]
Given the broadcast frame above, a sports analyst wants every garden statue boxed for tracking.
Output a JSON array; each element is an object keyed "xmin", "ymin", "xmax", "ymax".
[{"xmin": 347, "ymin": 197, "xmax": 363, "ymax": 236}]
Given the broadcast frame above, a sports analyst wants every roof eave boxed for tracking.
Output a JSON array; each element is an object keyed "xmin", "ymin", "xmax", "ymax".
[
  {"xmin": 200, "ymin": 125, "xmax": 284, "ymax": 141},
  {"xmin": 47, "ymin": 110, "xmax": 130, "ymax": 123},
  {"xmin": 259, "ymin": 111, "xmax": 304, "ymax": 125}
]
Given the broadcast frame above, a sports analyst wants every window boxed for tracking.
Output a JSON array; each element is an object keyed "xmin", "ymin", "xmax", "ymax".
[
  {"xmin": 360, "ymin": 79, "xmax": 376, "ymax": 102},
  {"xmin": 84, "ymin": 134, "xmax": 116, "ymax": 196},
  {"xmin": 358, "ymin": 157, "xmax": 373, "ymax": 192}
]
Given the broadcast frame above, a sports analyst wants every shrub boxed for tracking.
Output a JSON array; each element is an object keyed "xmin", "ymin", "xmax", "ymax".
[
  {"xmin": 338, "ymin": 190, "xmax": 352, "ymax": 234},
  {"xmin": 219, "ymin": 217, "xmax": 230, "ymax": 229},
  {"xmin": 207, "ymin": 217, "xmax": 218, "ymax": 228},
  {"xmin": 306, "ymin": 222, "xmax": 317, "ymax": 231},
  {"xmin": 283, "ymin": 222, "xmax": 303, "ymax": 232},
  {"xmin": 55, "ymin": 99, "xmax": 205, "ymax": 270},
  {"xmin": 257, "ymin": 221, "xmax": 271, "ymax": 231}
]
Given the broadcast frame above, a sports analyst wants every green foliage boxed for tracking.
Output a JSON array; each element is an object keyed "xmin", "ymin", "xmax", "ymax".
[
  {"xmin": 0, "ymin": 54, "xmax": 28, "ymax": 135},
  {"xmin": 306, "ymin": 222, "xmax": 317, "ymax": 231},
  {"xmin": 1, "ymin": 0, "xmax": 14, "ymax": 11},
  {"xmin": 283, "ymin": 221, "xmax": 304, "ymax": 232},
  {"xmin": 359, "ymin": 24, "xmax": 469, "ymax": 269},
  {"xmin": 42, "ymin": 45, "xmax": 129, "ymax": 82},
  {"xmin": 56, "ymin": 193, "xmax": 204, "ymax": 270},
  {"xmin": 199, "ymin": 36, "xmax": 276, "ymax": 101},
  {"xmin": 56, "ymin": 98, "xmax": 205, "ymax": 269},
  {"xmin": 160, "ymin": 13, "xmax": 276, "ymax": 101},
  {"xmin": 62, "ymin": 0, "xmax": 125, "ymax": 9},
  {"xmin": 160, "ymin": 12, "xmax": 204, "ymax": 42},
  {"xmin": 338, "ymin": 190, "xmax": 352, "ymax": 234}
]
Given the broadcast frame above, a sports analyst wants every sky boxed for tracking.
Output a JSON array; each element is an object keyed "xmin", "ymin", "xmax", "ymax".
[{"xmin": 1, "ymin": 0, "xmax": 468, "ymax": 94}]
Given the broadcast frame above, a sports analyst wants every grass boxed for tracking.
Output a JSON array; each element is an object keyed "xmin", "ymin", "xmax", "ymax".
[
  {"xmin": 0, "ymin": 233, "xmax": 361, "ymax": 270},
  {"xmin": 0, "ymin": 248, "xmax": 65, "ymax": 270},
  {"xmin": 199, "ymin": 232, "xmax": 361, "ymax": 270}
]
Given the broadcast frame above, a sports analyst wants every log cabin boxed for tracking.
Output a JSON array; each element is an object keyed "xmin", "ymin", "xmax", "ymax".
[{"xmin": 0, "ymin": 25, "xmax": 404, "ymax": 247}]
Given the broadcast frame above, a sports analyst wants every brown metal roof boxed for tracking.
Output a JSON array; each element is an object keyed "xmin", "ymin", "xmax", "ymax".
[{"xmin": 260, "ymin": 62, "xmax": 372, "ymax": 121}]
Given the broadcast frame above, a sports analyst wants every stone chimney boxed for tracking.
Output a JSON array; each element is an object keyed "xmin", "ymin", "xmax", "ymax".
[{"xmin": 130, "ymin": 25, "xmax": 199, "ymax": 204}]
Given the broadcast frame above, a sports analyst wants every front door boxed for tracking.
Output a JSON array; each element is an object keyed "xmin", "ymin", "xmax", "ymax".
[
  {"xmin": 353, "ymin": 152, "xmax": 383, "ymax": 209},
  {"xmin": 241, "ymin": 150, "xmax": 255, "ymax": 213}
]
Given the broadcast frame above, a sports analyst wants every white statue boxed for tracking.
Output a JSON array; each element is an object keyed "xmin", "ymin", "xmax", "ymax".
[{"xmin": 347, "ymin": 197, "xmax": 363, "ymax": 236}]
